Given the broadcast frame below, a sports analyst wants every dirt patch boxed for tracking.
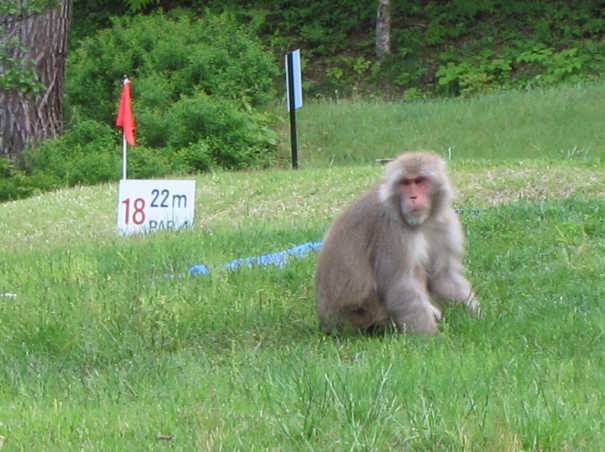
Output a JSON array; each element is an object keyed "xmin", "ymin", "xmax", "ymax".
[{"xmin": 453, "ymin": 165, "xmax": 605, "ymax": 207}]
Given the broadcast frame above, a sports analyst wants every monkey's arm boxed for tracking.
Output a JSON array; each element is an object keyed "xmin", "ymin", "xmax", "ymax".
[
  {"xmin": 428, "ymin": 267, "xmax": 480, "ymax": 313},
  {"xmin": 427, "ymin": 215, "xmax": 480, "ymax": 313}
]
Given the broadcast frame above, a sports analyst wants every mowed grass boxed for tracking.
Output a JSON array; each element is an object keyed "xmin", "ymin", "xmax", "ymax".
[
  {"xmin": 1, "ymin": 82, "xmax": 605, "ymax": 451},
  {"xmin": 288, "ymin": 81, "xmax": 605, "ymax": 167}
]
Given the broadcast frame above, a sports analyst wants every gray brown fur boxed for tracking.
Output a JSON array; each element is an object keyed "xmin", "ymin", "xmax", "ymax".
[{"xmin": 315, "ymin": 151, "xmax": 479, "ymax": 335}]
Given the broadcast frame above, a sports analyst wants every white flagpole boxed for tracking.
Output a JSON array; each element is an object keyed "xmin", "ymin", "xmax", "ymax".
[
  {"xmin": 122, "ymin": 133, "xmax": 127, "ymax": 180},
  {"xmin": 121, "ymin": 76, "xmax": 129, "ymax": 180}
]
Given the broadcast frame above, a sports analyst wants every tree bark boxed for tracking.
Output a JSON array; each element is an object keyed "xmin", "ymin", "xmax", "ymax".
[
  {"xmin": 0, "ymin": 0, "xmax": 72, "ymax": 158},
  {"xmin": 376, "ymin": 0, "xmax": 391, "ymax": 59}
]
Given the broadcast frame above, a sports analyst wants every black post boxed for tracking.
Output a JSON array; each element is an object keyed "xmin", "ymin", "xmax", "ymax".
[{"xmin": 287, "ymin": 51, "xmax": 298, "ymax": 170}]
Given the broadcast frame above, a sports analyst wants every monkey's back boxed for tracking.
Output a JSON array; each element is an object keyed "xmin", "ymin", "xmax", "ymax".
[{"xmin": 315, "ymin": 184, "xmax": 400, "ymax": 332}]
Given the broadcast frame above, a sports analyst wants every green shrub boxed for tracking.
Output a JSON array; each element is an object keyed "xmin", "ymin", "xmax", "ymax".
[
  {"xmin": 127, "ymin": 145, "xmax": 180, "ymax": 178},
  {"xmin": 435, "ymin": 55, "xmax": 513, "ymax": 96},
  {"xmin": 4, "ymin": 9, "xmax": 281, "ymax": 200},
  {"xmin": 179, "ymin": 141, "xmax": 213, "ymax": 172},
  {"xmin": 14, "ymin": 119, "xmax": 182, "ymax": 191},
  {"xmin": 65, "ymin": 9, "xmax": 278, "ymax": 171},
  {"xmin": 162, "ymin": 92, "xmax": 277, "ymax": 169},
  {"xmin": 258, "ymin": 0, "xmax": 374, "ymax": 55},
  {"xmin": 0, "ymin": 156, "xmax": 60, "ymax": 201},
  {"xmin": 16, "ymin": 120, "xmax": 119, "ymax": 186},
  {"xmin": 0, "ymin": 157, "xmax": 19, "ymax": 201}
]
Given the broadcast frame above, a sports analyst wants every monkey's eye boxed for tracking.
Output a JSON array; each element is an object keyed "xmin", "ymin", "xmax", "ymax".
[
  {"xmin": 400, "ymin": 179, "xmax": 413, "ymax": 186},
  {"xmin": 415, "ymin": 177, "xmax": 427, "ymax": 184}
]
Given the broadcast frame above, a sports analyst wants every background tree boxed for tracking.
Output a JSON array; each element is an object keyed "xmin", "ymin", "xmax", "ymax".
[
  {"xmin": 376, "ymin": 0, "xmax": 391, "ymax": 58},
  {"xmin": 0, "ymin": 0, "xmax": 72, "ymax": 158}
]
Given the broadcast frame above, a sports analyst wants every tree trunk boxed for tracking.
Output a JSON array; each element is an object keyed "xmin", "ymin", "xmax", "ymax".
[
  {"xmin": 0, "ymin": 0, "xmax": 72, "ymax": 158},
  {"xmin": 376, "ymin": 0, "xmax": 391, "ymax": 59}
]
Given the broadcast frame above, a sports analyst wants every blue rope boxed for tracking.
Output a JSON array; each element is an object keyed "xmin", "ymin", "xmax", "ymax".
[
  {"xmin": 188, "ymin": 241, "xmax": 323, "ymax": 275},
  {"xmin": 187, "ymin": 209, "xmax": 479, "ymax": 276}
]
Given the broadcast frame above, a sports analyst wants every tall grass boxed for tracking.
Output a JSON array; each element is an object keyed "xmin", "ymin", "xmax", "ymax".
[
  {"xmin": 288, "ymin": 81, "xmax": 605, "ymax": 167},
  {"xmin": 0, "ymin": 82, "xmax": 604, "ymax": 450}
]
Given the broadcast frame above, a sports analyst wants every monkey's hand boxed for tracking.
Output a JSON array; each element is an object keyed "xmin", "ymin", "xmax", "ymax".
[
  {"xmin": 428, "ymin": 302, "xmax": 442, "ymax": 321},
  {"xmin": 465, "ymin": 292, "xmax": 481, "ymax": 315}
]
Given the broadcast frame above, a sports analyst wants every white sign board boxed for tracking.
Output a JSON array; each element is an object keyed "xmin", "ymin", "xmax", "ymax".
[
  {"xmin": 285, "ymin": 49, "xmax": 303, "ymax": 111},
  {"xmin": 117, "ymin": 179, "xmax": 196, "ymax": 235}
]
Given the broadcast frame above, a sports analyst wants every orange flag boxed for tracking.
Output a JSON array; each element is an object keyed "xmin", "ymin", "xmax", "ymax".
[{"xmin": 116, "ymin": 78, "xmax": 135, "ymax": 146}]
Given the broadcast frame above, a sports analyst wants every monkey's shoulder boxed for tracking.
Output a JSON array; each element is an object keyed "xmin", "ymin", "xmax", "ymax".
[
  {"xmin": 321, "ymin": 186, "xmax": 383, "ymax": 240},
  {"xmin": 334, "ymin": 186, "xmax": 385, "ymax": 222}
]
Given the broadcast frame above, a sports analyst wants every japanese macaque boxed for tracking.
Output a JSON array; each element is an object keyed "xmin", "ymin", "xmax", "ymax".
[{"xmin": 315, "ymin": 151, "xmax": 480, "ymax": 335}]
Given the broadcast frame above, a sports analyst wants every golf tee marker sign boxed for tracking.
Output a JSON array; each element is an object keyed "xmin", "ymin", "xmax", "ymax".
[{"xmin": 117, "ymin": 179, "xmax": 196, "ymax": 235}]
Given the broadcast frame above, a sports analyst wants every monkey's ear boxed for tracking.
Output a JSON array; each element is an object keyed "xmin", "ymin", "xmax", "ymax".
[{"xmin": 378, "ymin": 175, "xmax": 397, "ymax": 205}]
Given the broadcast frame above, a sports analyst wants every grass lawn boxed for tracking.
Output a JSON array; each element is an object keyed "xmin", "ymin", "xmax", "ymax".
[{"xmin": 1, "ymin": 82, "xmax": 604, "ymax": 451}]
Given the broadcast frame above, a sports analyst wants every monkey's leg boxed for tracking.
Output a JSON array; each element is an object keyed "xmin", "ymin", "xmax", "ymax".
[
  {"xmin": 386, "ymin": 287, "xmax": 441, "ymax": 334},
  {"xmin": 343, "ymin": 291, "xmax": 389, "ymax": 333}
]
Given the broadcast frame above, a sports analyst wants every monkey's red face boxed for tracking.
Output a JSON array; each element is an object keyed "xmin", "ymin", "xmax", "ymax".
[{"xmin": 399, "ymin": 174, "xmax": 432, "ymax": 225}]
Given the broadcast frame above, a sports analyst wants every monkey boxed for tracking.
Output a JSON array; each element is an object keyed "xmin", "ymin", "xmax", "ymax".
[{"xmin": 315, "ymin": 150, "xmax": 480, "ymax": 335}]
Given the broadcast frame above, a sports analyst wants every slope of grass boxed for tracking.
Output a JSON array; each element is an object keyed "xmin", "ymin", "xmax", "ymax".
[
  {"xmin": 1, "ymin": 83, "xmax": 604, "ymax": 451},
  {"xmin": 284, "ymin": 81, "xmax": 605, "ymax": 167}
]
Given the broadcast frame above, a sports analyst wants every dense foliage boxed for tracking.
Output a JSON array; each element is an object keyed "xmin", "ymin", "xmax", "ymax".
[
  {"xmin": 69, "ymin": 0, "xmax": 605, "ymax": 98},
  {"xmin": 251, "ymin": 0, "xmax": 605, "ymax": 98},
  {"xmin": 65, "ymin": 10, "xmax": 278, "ymax": 167},
  {"xmin": 2, "ymin": 0, "xmax": 605, "ymax": 201},
  {"xmin": 1, "ymin": 10, "xmax": 278, "ymax": 200}
]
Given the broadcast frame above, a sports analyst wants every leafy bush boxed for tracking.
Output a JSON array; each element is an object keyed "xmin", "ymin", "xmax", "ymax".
[
  {"xmin": 435, "ymin": 41, "xmax": 598, "ymax": 96},
  {"xmin": 66, "ymin": 0, "xmax": 605, "ymax": 101},
  {"xmin": 64, "ymin": 9, "xmax": 278, "ymax": 172},
  {"xmin": 257, "ymin": 0, "xmax": 375, "ymax": 56},
  {"xmin": 0, "ymin": 156, "xmax": 59, "ymax": 201},
  {"xmin": 16, "ymin": 120, "xmax": 120, "ymax": 186},
  {"xmin": 162, "ymin": 92, "xmax": 277, "ymax": 169},
  {"xmin": 3, "ymin": 9, "xmax": 281, "ymax": 201},
  {"xmin": 4, "ymin": 120, "xmax": 177, "ymax": 201},
  {"xmin": 428, "ymin": 2, "xmax": 605, "ymax": 96}
]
